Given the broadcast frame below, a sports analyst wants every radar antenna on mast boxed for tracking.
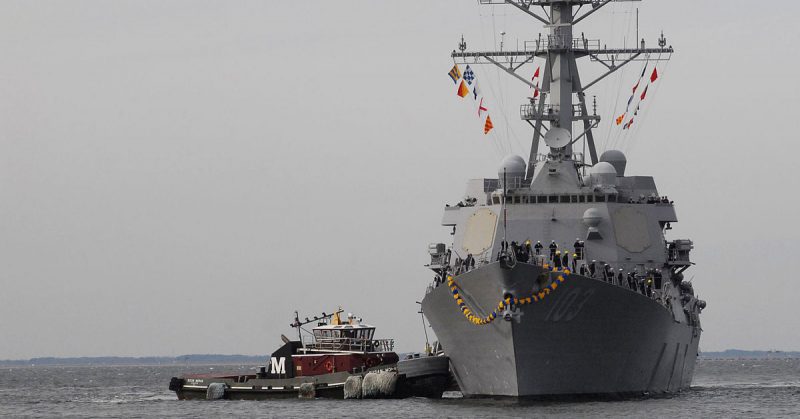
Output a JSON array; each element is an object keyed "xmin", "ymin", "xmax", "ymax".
[{"xmin": 459, "ymin": 0, "xmax": 673, "ymax": 179}]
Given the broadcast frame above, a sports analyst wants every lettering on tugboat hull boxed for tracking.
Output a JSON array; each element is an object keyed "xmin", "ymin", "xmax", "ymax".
[{"xmin": 270, "ymin": 357, "xmax": 286, "ymax": 374}]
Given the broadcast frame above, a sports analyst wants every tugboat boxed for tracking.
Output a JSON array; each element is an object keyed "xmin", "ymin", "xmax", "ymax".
[{"xmin": 169, "ymin": 309, "xmax": 450, "ymax": 400}]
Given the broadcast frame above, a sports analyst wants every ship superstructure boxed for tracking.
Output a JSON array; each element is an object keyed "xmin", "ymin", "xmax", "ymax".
[{"xmin": 421, "ymin": 0, "xmax": 706, "ymax": 398}]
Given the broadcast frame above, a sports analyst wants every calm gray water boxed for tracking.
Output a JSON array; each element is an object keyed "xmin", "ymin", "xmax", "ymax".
[{"xmin": 1, "ymin": 359, "xmax": 798, "ymax": 418}]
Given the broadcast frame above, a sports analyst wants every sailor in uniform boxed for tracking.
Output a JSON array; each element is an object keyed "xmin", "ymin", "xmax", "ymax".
[{"xmin": 554, "ymin": 250, "xmax": 562, "ymax": 268}]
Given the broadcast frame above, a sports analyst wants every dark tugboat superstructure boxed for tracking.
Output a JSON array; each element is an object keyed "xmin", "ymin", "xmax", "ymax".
[{"xmin": 421, "ymin": 0, "xmax": 705, "ymax": 398}]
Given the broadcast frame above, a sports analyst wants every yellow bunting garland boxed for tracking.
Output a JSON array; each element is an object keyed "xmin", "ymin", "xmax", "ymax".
[{"xmin": 446, "ymin": 267, "xmax": 569, "ymax": 326}]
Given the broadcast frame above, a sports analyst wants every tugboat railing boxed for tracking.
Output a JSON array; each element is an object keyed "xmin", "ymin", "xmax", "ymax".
[{"xmin": 304, "ymin": 337, "xmax": 395, "ymax": 353}]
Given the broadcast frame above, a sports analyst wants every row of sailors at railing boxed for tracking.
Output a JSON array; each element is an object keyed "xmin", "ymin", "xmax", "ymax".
[
  {"xmin": 583, "ymin": 263, "xmax": 665, "ymax": 298},
  {"xmin": 497, "ymin": 239, "xmax": 586, "ymax": 263},
  {"xmin": 435, "ymin": 237, "xmax": 671, "ymax": 294},
  {"xmin": 633, "ymin": 194, "xmax": 673, "ymax": 205}
]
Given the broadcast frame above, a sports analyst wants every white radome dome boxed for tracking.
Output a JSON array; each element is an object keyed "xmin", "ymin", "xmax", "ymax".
[
  {"xmin": 582, "ymin": 208, "xmax": 603, "ymax": 227},
  {"xmin": 498, "ymin": 155, "xmax": 526, "ymax": 188},
  {"xmin": 590, "ymin": 162, "xmax": 617, "ymax": 186},
  {"xmin": 498, "ymin": 155, "xmax": 526, "ymax": 178},
  {"xmin": 599, "ymin": 149, "xmax": 627, "ymax": 176}
]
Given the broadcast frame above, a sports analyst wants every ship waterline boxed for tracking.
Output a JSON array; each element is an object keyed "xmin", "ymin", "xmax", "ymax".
[{"xmin": 422, "ymin": 262, "xmax": 700, "ymax": 397}]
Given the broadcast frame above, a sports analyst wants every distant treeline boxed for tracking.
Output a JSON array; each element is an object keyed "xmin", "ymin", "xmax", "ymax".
[
  {"xmin": 2, "ymin": 350, "xmax": 798, "ymax": 366},
  {"xmin": 700, "ymin": 349, "xmax": 800, "ymax": 359},
  {"xmin": 0, "ymin": 354, "xmax": 267, "ymax": 366}
]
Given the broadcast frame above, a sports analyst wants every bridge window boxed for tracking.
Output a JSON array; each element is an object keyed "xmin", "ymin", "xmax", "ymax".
[
  {"xmin": 579, "ymin": 195, "xmax": 586, "ymax": 203},
  {"xmin": 548, "ymin": 195, "xmax": 558, "ymax": 203},
  {"xmin": 595, "ymin": 195, "xmax": 606, "ymax": 202},
  {"xmin": 537, "ymin": 196, "xmax": 547, "ymax": 203},
  {"xmin": 559, "ymin": 196, "xmax": 569, "ymax": 203}
]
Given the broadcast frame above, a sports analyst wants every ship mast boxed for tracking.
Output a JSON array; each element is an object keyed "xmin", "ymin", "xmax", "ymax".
[{"xmin": 453, "ymin": 0, "xmax": 672, "ymax": 179}]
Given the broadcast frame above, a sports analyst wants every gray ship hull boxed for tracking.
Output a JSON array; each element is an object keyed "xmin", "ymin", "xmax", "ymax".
[{"xmin": 421, "ymin": 262, "xmax": 700, "ymax": 398}]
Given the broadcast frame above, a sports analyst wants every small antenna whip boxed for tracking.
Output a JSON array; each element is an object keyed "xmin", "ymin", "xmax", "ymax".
[{"xmin": 503, "ymin": 168, "xmax": 508, "ymax": 245}]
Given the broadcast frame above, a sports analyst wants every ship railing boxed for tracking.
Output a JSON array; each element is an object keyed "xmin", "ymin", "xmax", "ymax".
[
  {"xmin": 520, "ymin": 103, "xmax": 559, "ymax": 120},
  {"xmin": 666, "ymin": 240, "xmax": 693, "ymax": 264},
  {"xmin": 523, "ymin": 37, "xmax": 601, "ymax": 52},
  {"xmin": 306, "ymin": 337, "xmax": 395, "ymax": 353},
  {"xmin": 520, "ymin": 102, "xmax": 599, "ymax": 121}
]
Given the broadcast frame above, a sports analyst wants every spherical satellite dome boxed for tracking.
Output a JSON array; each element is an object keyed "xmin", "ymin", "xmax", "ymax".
[
  {"xmin": 599, "ymin": 149, "xmax": 627, "ymax": 176},
  {"xmin": 582, "ymin": 208, "xmax": 603, "ymax": 227},
  {"xmin": 498, "ymin": 154, "xmax": 526, "ymax": 181},
  {"xmin": 590, "ymin": 162, "xmax": 617, "ymax": 186}
]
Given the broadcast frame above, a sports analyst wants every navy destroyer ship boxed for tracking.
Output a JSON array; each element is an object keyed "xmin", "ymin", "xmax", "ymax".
[{"xmin": 421, "ymin": 0, "xmax": 706, "ymax": 398}]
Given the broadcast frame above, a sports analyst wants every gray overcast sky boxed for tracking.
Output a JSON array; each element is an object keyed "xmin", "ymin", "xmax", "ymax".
[{"xmin": 1, "ymin": 1, "xmax": 798, "ymax": 359}]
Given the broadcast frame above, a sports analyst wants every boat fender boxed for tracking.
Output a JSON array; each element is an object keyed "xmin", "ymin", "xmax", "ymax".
[
  {"xmin": 168, "ymin": 377, "xmax": 184, "ymax": 392},
  {"xmin": 362, "ymin": 370, "xmax": 398, "ymax": 399},
  {"xmin": 206, "ymin": 382, "xmax": 227, "ymax": 400},
  {"xmin": 298, "ymin": 383, "xmax": 316, "ymax": 399},
  {"xmin": 344, "ymin": 375, "xmax": 363, "ymax": 399}
]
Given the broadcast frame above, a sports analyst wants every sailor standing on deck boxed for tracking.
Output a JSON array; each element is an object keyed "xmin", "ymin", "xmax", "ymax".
[
  {"xmin": 554, "ymin": 251, "xmax": 562, "ymax": 268},
  {"xmin": 561, "ymin": 252, "xmax": 569, "ymax": 269},
  {"xmin": 534, "ymin": 241, "xmax": 543, "ymax": 255},
  {"xmin": 549, "ymin": 240, "xmax": 558, "ymax": 260},
  {"xmin": 573, "ymin": 239, "xmax": 584, "ymax": 260},
  {"xmin": 571, "ymin": 254, "xmax": 578, "ymax": 272}
]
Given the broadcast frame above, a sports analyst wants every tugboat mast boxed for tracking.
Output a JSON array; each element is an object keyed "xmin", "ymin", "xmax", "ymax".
[{"xmin": 453, "ymin": 0, "xmax": 672, "ymax": 179}]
